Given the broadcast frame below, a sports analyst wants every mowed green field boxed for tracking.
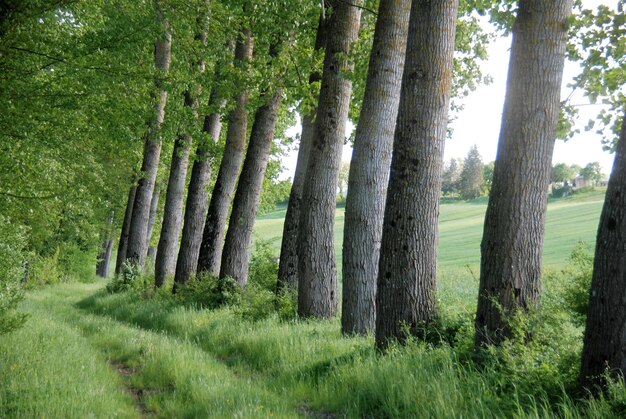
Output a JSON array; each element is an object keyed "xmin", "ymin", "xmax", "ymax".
[{"xmin": 255, "ymin": 189, "xmax": 606, "ymax": 274}]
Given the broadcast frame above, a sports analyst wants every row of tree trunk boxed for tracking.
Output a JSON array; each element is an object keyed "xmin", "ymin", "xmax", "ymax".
[{"xmin": 107, "ymin": 0, "xmax": 624, "ymax": 394}]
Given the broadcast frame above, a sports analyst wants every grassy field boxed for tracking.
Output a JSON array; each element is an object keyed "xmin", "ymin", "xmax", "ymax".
[
  {"xmin": 256, "ymin": 189, "xmax": 606, "ymax": 271},
  {"xmin": 2, "ymin": 188, "xmax": 618, "ymax": 418}
]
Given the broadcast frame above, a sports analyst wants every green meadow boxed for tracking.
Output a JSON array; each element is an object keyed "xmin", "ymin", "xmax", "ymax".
[{"xmin": 4, "ymin": 188, "xmax": 621, "ymax": 418}]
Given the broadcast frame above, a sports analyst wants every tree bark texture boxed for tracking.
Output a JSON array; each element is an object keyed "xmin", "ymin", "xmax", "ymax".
[
  {"xmin": 115, "ymin": 184, "xmax": 136, "ymax": 275},
  {"xmin": 196, "ymin": 30, "xmax": 254, "ymax": 277},
  {"xmin": 144, "ymin": 182, "xmax": 161, "ymax": 258},
  {"xmin": 341, "ymin": 0, "xmax": 410, "ymax": 336},
  {"xmin": 124, "ymin": 19, "xmax": 172, "ymax": 270},
  {"xmin": 155, "ymin": 134, "xmax": 191, "ymax": 287},
  {"xmin": 474, "ymin": 0, "xmax": 573, "ymax": 347},
  {"xmin": 375, "ymin": 0, "xmax": 458, "ymax": 348},
  {"xmin": 297, "ymin": 0, "xmax": 362, "ymax": 318},
  {"xmin": 96, "ymin": 212, "xmax": 114, "ymax": 278},
  {"xmin": 580, "ymin": 111, "xmax": 626, "ymax": 390},
  {"xmin": 220, "ymin": 87, "xmax": 284, "ymax": 286},
  {"xmin": 277, "ymin": 11, "xmax": 328, "ymax": 294}
]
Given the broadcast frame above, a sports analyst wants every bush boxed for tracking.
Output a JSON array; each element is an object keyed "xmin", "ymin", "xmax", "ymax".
[
  {"xmin": 106, "ymin": 261, "xmax": 148, "ymax": 294},
  {"xmin": 561, "ymin": 242, "xmax": 593, "ymax": 325},
  {"xmin": 174, "ymin": 273, "xmax": 241, "ymax": 309},
  {"xmin": 0, "ymin": 216, "xmax": 28, "ymax": 335},
  {"xmin": 27, "ymin": 249, "xmax": 62, "ymax": 287},
  {"xmin": 58, "ymin": 242, "xmax": 98, "ymax": 283}
]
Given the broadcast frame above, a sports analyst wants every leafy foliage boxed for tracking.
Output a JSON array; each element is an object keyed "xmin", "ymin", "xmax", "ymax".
[{"xmin": 0, "ymin": 216, "xmax": 28, "ymax": 335}]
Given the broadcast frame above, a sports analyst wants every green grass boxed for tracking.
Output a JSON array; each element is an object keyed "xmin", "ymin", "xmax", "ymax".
[
  {"xmin": 4, "ymin": 280, "xmax": 622, "ymax": 418},
  {"xmin": 255, "ymin": 188, "xmax": 606, "ymax": 274},
  {"xmin": 2, "ymin": 188, "xmax": 617, "ymax": 417}
]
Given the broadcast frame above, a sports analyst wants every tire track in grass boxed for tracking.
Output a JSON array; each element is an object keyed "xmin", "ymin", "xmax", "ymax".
[{"xmin": 33, "ymin": 284, "xmax": 299, "ymax": 418}]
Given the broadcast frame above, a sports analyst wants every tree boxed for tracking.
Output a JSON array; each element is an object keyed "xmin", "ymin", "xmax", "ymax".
[
  {"xmin": 145, "ymin": 182, "xmax": 161, "ymax": 260},
  {"xmin": 196, "ymin": 26, "xmax": 254, "ymax": 277},
  {"xmin": 337, "ymin": 161, "xmax": 350, "ymax": 201},
  {"xmin": 475, "ymin": 0, "xmax": 573, "ymax": 347},
  {"xmin": 123, "ymin": 5, "xmax": 172, "ymax": 270},
  {"xmin": 483, "ymin": 161, "xmax": 495, "ymax": 194},
  {"xmin": 580, "ymin": 161, "xmax": 603, "ymax": 182},
  {"xmin": 96, "ymin": 212, "xmax": 114, "ymax": 278},
  {"xmin": 458, "ymin": 145, "xmax": 484, "ymax": 200},
  {"xmin": 154, "ymin": 136, "xmax": 191, "ymax": 287},
  {"xmin": 276, "ymin": 9, "xmax": 328, "ymax": 294},
  {"xmin": 220, "ymin": 39, "xmax": 286, "ymax": 286},
  {"xmin": 551, "ymin": 163, "xmax": 575, "ymax": 184},
  {"xmin": 115, "ymin": 184, "xmax": 137, "ymax": 275},
  {"xmin": 341, "ymin": 0, "xmax": 410, "ymax": 335},
  {"xmin": 297, "ymin": 0, "xmax": 363, "ymax": 318},
  {"xmin": 441, "ymin": 159, "xmax": 462, "ymax": 197},
  {"xmin": 580, "ymin": 110, "xmax": 626, "ymax": 389},
  {"xmin": 375, "ymin": 0, "xmax": 458, "ymax": 348}
]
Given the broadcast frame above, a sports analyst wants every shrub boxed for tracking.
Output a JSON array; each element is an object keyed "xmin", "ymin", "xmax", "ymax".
[
  {"xmin": 58, "ymin": 242, "xmax": 98, "ymax": 283},
  {"xmin": 27, "ymin": 248, "xmax": 62, "ymax": 287},
  {"xmin": 174, "ymin": 273, "xmax": 241, "ymax": 309},
  {"xmin": 0, "ymin": 216, "xmax": 28, "ymax": 335},
  {"xmin": 561, "ymin": 242, "xmax": 593, "ymax": 325},
  {"xmin": 106, "ymin": 261, "xmax": 147, "ymax": 294}
]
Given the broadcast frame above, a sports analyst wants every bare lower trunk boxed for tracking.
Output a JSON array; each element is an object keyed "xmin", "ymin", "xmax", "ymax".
[
  {"xmin": 297, "ymin": 0, "xmax": 362, "ymax": 318},
  {"xmin": 197, "ymin": 31, "xmax": 253, "ymax": 277},
  {"xmin": 155, "ymin": 135, "xmax": 191, "ymax": 287},
  {"xmin": 174, "ymin": 146, "xmax": 213, "ymax": 284},
  {"xmin": 375, "ymin": 0, "xmax": 458, "ymax": 348},
  {"xmin": 115, "ymin": 184, "xmax": 136, "ymax": 275},
  {"xmin": 220, "ymin": 87, "xmax": 283, "ymax": 286},
  {"xmin": 97, "ymin": 211, "xmax": 115, "ymax": 278},
  {"xmin": 341, "ymin": 0, "xmax": 410, "ymax": 336},
  {"xmin": 580, "ymin": 111, "xmax": 626, "ymax": 390},
  {"xmin": 124, "ymin": 17, "xmax": 172, "ymax": 270},
  {"xmin": 144, "ymin": 182, "xmax": 161, "ymax": 258},
  {"xmin": 474, "ymin": 0, "xmax": 572, "ymax": 347},
  {"xmin": 277, "ymin": 11, "xmax": 328, "ymax": 294}
]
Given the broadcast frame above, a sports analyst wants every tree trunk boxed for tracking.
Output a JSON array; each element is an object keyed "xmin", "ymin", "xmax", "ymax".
[
  {"xmin": 341, "ymin": 0, "xmax": 410, "ymax": 336},
  {"xmin": 221, "ymin": 84, "xmax": 284, "ymax": 286},
  {"xmin": 297, "ymin": 0, "xmax": 362, "ymax": 318},
  {"xmin": 196, "ymin": 30, "xmax": 254, "ymax": 277},
  {"xmin": 124, "ymin": 15, "xmax": 172, "ymax": 270},
  {"xmin": 155, "ymin": 134, "xmax": 191, "ymax": 287},
  {"xmin": 375, "ymin": 0, "xmax": 458, "ymax": 348},
  {"xmin": 144, "ymin": 182, "xmax": 161, "ymax": 258},
  {"xmin": 580, "ymin": 110, "xmax": 626, "ymax": 390},
  {"xmin": 96, "ymin": 211, "xmax": 114, "ymax": 278},
  {"xmin": 115, "ymin": 184, "xmax": 136, "ymax": 275},
  {"xmin": 474, "ymin": 0, "xmax": 573, "ymax": 348},
  {"xmin": 277, "ymin": 11, "xmax": 328, "ymax": 294}
]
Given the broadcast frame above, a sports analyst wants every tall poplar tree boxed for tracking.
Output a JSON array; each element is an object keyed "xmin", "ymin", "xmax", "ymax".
[
  {"xmin": 123, "ymin": 4, "xmax": 172, "ymax": 270},
  {"xmin": 474, "ymin": 0, "xmax": 573, "ymax": 347},
  {"xmin": 196, "ymin": 25, "xmax": 253, "ymax": 277},
  {"xmin": 276, "ymin": 10, "xmax": 328, "ymax": 293},
  {"xmin": 341, "ymin": 0, "xmax": 410, "ymax": 335},
  {"xmin": 297, "ymin": 0, "xmax": 362, "ymax": 318},
  {"xmin": 375, "ymin": 0, "xmax": 458, "ymax": 347}
]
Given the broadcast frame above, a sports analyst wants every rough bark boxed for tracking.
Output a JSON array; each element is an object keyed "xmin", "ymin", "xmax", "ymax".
[
  {"xmin": 277, "ymin": 11, "xmax": 328, "ymax": 294},
  {"xmin": 375, "ymin": 0, "xmax": 458, "ymax": 348},
  {"xmin": 124, "ymin": 16, "xmax": 172, "ymax": 270},
  {"xmin": 297, "ymin": 0, "xmax": 362, "ymax": 318},
  {"xmin": 115, "ymin": 184, "xmax": 136, "ymax": 275},
  {"xmin": 155, "ymin": 134, "xmax": 191, "ymax": 287},
  {"xmin": 96, "ymin": 212, "xmax": 114, "ymax": 278},
  {"xmin": 144, "ymin": 182, "xmax": 161, "ymax": 257},
  {"xmin": 196, "ymin": 30, "xmax": 254, "ymax": 277},
  {"xmin": 474, "ymin": 0, "xmax": 573, "ymax": 347},
  {"xmin": 221, "ymin": 86, "xmax": 284, "ymax": 286},
  {"xmin": 341, "ymin": 0, "xmax": 410, "ymax": 336},
  {"xmin": 580, "ymin": 111, "xmax": 626, "ymax": 390}
]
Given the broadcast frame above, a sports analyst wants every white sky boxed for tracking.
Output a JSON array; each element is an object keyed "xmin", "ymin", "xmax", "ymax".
[{"xmin": 280, "ymin": 0, "xmax": 616, "ymax": 180}]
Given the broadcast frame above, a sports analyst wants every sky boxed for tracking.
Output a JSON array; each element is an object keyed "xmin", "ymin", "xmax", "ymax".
[{"xmin": 280, "ymin": 0, "xmax": 616, "ymax": 180}]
